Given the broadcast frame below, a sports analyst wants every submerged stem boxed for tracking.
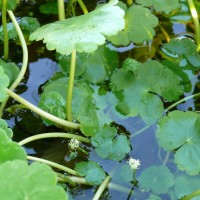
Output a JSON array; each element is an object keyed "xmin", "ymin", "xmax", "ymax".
[
  {"xmin": 2, "ymin": 0, "xmax": 9, "ymax": 60},
  {"xmin": 66, "ymin": 50, "xmax": 76, "ymax": 121},
  {"xmin": 58, "ymin": 0, "xmax": 65, "ymax": 20},
  {"xmin": 6, "ymin": 89, "xmax": 80, "ymax": 129},
  {"xmin": 18, "ymin": 132, "xmax": 90, "ymax": 146},
  {"xmin": 187, "ymin": 0, "xmax": 200, "ymax": 51},
  {"xmin": 181, "ymin": 189, "xmax": 200, "ymax": 200},
  {"xmin": 27, "ymin": 156, "xmax": 79, "ymax": 176}
]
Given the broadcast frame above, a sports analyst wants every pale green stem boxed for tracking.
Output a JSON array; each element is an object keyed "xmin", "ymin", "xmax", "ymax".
[
  {"xmin": 2, "ymin": 0, "xmax": 9, "ymax": 60},
  {"xmin": 56, "ymin": 172, "xmax": 76, "ymax": 187},
  {"xmin": 0, "ymin": 10, "xmax": 28, "ymax": 117},
  {"xmin": 18, "ymin": 132, "xmax": 90, "ymax": 146},
  {"xmin": 181, "ymin": 189, "xmax": 200, "ymax": 200},
  {"xmin": 93, "ymin": 176, "xmax": 111, "ymax": 200},
  {"xmin": 130, "ymin": 125, "xmax": 151, "ymax": 139},
  {"xmin": 66, "ymin": 50, "xmax": 76, "ymax": 121},
  {"xmin": 27, "ymin": 155, "xmax": 79, "ymax": 176},
  {"xmin": 164, "ymin": 92, "xmax": 200, "ymax": 113},
  {"xmin": 6, "ymin": 89, "xmax": 80, "ymax": 129},
  {"xmin": 162, "ymin": 151, "xmax": 170, "ymax": 165},
  {"xmin": 127, "ymin": 0, "xmax": 133, "ymax": 6},
  {"xmin": 109, "ymin": 183, "xmax": 130, "ymax": 193},
  {"xmin": 58, "ymin": 0, "xmax": 65, "ymax": 20},
  {"xmin": 69, "ymin": 176, "xmax": 89, "ymax": 185},
  {"xmin": 77, "ymin": 0, "xmax": 88, "ymax": 14},
  {"xmin": 187, "ymin": 0, "xmax": 200, "ymax": 51}
]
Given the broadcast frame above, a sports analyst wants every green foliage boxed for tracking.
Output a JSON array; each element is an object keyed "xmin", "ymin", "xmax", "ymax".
[
  {"xmin": 156, "ymin": 111, "xmax": 200, "ymax": 175},
  {"xmin": 0, "ymin": 119, "xmax": 13, "ymax": 138},
  {"xmin": 136, "ymin": 0, "xmax": 180, "ymax": 14},
  {"xmin": 111, "ymin": 59, "xmax": 183, "ymax": 124},
  {"xmin": 138, "ymin": 165, "xmax": 174, "ymax": 194},
  {"xmin": 30, "ymin": 0, "xmax": 125, "ymax": 55},
  {"xmin": 91, "ymin": 126, "xmax": 130, "ymax": 161},
  {"xmin": 0, "ymin": 0, "xmax": 19, "ymax": 10},
  {"xmin": 38, "ymin": 91, "xmax": 66, "ymax": 125},
  {"xmin": 0, "ymin": 160, "xmax": 68, "ymax": 200},
  {"xmin": 75, "ymin": 161, "xmax": 106, "ymax": 185},
  {"xmin": 0, "ymin": 128, "xmax": 26, "ymax": 163},
  {"xmin": 19, "ymin": 17, "xmax": 40, "ymax": 33},
  {"xmin": 0, "ymin": 23, "xmax": 17, "ymax": 41},
  {"xmin": 0, "ymin": 66, "xmax": 9, "ymax": 102},
  {"xmin": 108, "ymin": 4, "xmax": 158, "ymax": 45},
  {"xmin": 39, "ymin": 2, "xmax": 58, "ymax": 15}
]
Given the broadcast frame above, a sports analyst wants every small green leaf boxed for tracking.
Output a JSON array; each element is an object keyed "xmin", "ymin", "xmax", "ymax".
[
  {"xmin": 19, "ymin": 17, "xmax": 40, "ymax": 33},
  {"xmin": 0, "ymin": 160, "xmax": 68, "ymax": 200},
  {"xmin": 136, "ymin": 0, "xmax": 180, "ymax": 14},
  {"xmin": 0, "ymin": 66, "xmax": 9, "ymax": 102},
  {"xmin": 0, "ymin": 119, "xmax": 13, "ymax": 138},
  {"xmin": 75, "ymin": 161, "xmax": 106, "ymax": 185},
  {"xmin": 111, "ymin": 59, "xmax": 183, "ymax": 124},
  {"xmin": 0, "ymin": 0, "xmax": 19, "ymax": 10},
  {"xmin": 138, "ymin": 165, "xmax": 174, "ymax": 194},
  {"xmin": 108, "ymin": 4, "xmax": 158, "ymax": 45},
  {"xmin": 156, "ymin": 111, "xmax": 200, "ymax": 175},
  {"xmin": 0, "ymin": 129, "xmax": 26, "ymax": 164},
  {"xmin": 39, "ymin": 2, "xmax": 58, "ymax": 15},
  {"xmin": 0, "ymin": 23, "xmax": 17, "ymax": 41},
  {"xmin": 91, "ymin": 126, "xmax": 130, "ymax": 161},
  {"xmin": 30, "ymin": 0, "xmax": 125, "ymax": 55},
  {"xmin": 38, "ymin": 91, "xmax": 66, "ymax": 125}
]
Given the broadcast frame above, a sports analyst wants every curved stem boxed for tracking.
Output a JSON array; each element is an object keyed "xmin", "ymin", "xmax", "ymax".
[
  {"xmin": 92, "ymin": 176, "xmax": 111, "ymax": 200},
  {"xmin": 77, "ymin": 0, "xmax": 88, "ymax": 14},
  {"xmin": 67, "ymin": 50, "xmax": 76, "ymax": 121},
  {"xmin": 164, "ymin": 92, "xmax": 200, "ymax": 113},
  {"xmin": 187, "ymin": 0, "xmax": 200, "ymax": 51},
  {"xmin": 130, "ymin": 125, "xmax": 151, "ymax": 139},
  {"xmin": 181, "ymin": 189, "xmax": 200, "ymax": 200},
  {"xmin": 6, "ymin": 89, "xmax": 80, "ymax": 129},
  {"xmin": 0, "ymin": 10, "xmax": 28, "ymax": 117},
  {"xmin": 27, "ymin": 155, "xmax": 79, "ymax": 176},
  {"xmin": 18, "ymin": 132, "xmax": 90, "ymax": 146},
  {"xmin": 2, "ymin": 0, "xmax": 9, "ymax": 60},
  {"xmin": 58, "ymin": 0, "xmax": 65, "ymax": 20}
]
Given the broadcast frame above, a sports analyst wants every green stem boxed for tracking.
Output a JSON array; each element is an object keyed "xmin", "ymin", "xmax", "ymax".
[
  {"xmin": 0, "ymin": 10, "xmax": 28, "ymax": 118},
  {"xmin": 58, "ymin": 0, "xmax": 65, "ymax": 20},
  {"xmin": 164, "ymin": 92, "xmax": 200, "ymax": 113},
  {"xmin": 66, "ymin": 50, "xmax": 76, "ymax": 121},
  {"xmin": 6, "ymin": 89, "xmax": 80, "ymax": 129},
  {"xmin": 18, "ymin": 132, "xmax": 90, "ymax": 146},
  {"xmin": 109, "ymin": 183, "xmax": 130, "ymax": 193},
  {"xmin": 92, "ymin": 176, "xmax": 111, "ymax": 200},
  {"xmin": 56, "ymin": 172, "xmax": 76, "ymax": 187},
  {"xmin": 2, "ymin": 0, "xmax": 9, "ymax": 60},
  {"xmin": 187, "ymin": 0, "xmax": 200, "ymax": 51},
  {"xmin": 130, "ymin": 125, "xmax": 151, "ymax": 139},
  {"xmin": 181, "ymin": 189, "xmax": 200, "ymax": 200},
  {"xmin": 27, "ymin": 155, "xmax": 79, "ymax": 176},
  {"xmin": 77, "ymin": 0, "xmax": 88, "ymax": 14},
  {"xmin": 127, "ymin": 0, "xmax": 133, "ymax": 6}
]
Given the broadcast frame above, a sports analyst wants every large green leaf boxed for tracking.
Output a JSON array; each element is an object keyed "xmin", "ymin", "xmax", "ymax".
[
  {"xmin": 30, "ymin": 0, "xmax": 125, "ymax": 55},
  {"xmin": 91, "ymin": 126, "xmax": 130, "ymax": 161},
  {"xmin": 136, "ymin": 0, "xmax": 180, "ymax": 14},
  {"xmin": 108, "ymin": 4, "xmax": 158, "ymax": 45},
  {"xmin": 0, "ymin": 160, "xmax": 68, "ymax": 200},
  {"xmin": 0, "ymin": 128, "xmax": 26, "ymax": 164},
  {"xmin": 111, "ymin": 59, "xmax": 183, "ymax": 124},
  {"xmin": 138, "ymin": 165, "xmax": 174, "ymax": 194},
  {"xmin": 0, "ymin": 66, "xmax": 9, "ymax": 102},
  {"xmin": 156, "ymin": 111, "xmax": 200, "ymax": 175}
]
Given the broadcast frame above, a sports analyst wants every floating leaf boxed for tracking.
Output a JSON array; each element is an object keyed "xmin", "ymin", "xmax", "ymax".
[
  {"xmin": 0, "ymin": 160, "xmax": 68, "ymax": 200},
  {"xmin": 0, "ymin": 66, "xmax": 9, "ymax": 102},
  {"xmin": 19, "ymin": 17, "xmax": 40, "ymax": 33},
  {"xmin": 30, "ymin": 0, "xmax": 125, "ymax": 55},
  {"xmin": 111, "ymin": 59, "xmax": 183, "ymax": 124},
  {"xmin": 91, "ymin": 126, "xmax": 130, "ymax": 161},
  {"xmin": 75, "ymin": 161, "xmax": 106, "ymax": 185},
  {"xmin": 156, "ymin": 111, "xmax": 200, "ymax": 175},
  {"xmin": 108, "ymin": 4, "xmax": 158, "ymax": 45},
  {"xmin": 39, "ymin": 2, "xmax": 58, "ymax": 15},
  {"xmin": 38, "ymin": 91, "xmax": 66, "ymax": 125},
  {"xmin": 0, "ymin": 129, "xmax": 26, "ymax": 164},
  {"xmin": 0, "ymin": 119, "xmax": 13, "ymax": 138},
  {"xmin": 138, "ymin": 165, "xmax": 174, "ymax": 194},
  {"xmin": 0, "ymin": 23, "xmax": 17, "ymax": 41},
  {"xmin": 136, "ymin": 0, "xmax": 180, "ymax": 14}
]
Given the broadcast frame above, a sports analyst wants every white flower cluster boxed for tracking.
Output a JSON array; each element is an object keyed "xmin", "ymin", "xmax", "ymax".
[
  {"xmin": 68, "ymin": 138, "xmax": 80, "ymax": 150},
  {"xmin": 128, "ymin": 157, "xmax": 141, "ymax": 170}
]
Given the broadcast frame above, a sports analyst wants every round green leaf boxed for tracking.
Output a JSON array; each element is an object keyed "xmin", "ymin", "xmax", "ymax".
[
  {"xmin": 20, "ymin": 17, "xmax": 40, "ymax": 33},
  {"xmin": 75, "ymin": 161, "xmax": 106, "ymax": 185},
  {"xmin": 39, "ymin": 2, "xmax": 58, "ymax": 15},
  {"xmin": 0, "ymin": 160, "xmax": 67, "ymax": 200},
  {"xmin": 0, "ymin": 66, "xmax": 9, "ymax": 102},
  {"xmin": 30, "ymin": 0, "xmax": 125, "ymax": 55},
  {"xmin": 138, "ymin": 165, "xmax": 174, "ymax": 194},
  {"xmin": 0, "ymin": 119, "xmax": 13, "ymax": 138}
]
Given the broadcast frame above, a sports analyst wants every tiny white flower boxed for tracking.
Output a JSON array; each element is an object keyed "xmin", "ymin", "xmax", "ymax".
[
  {"xmin": 128, "ymin": 157, "xmax": 141, "ymax": 170},
  {"xmin": 68, "ymin": 138, "xmax": 80, "ymax": 150}
]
